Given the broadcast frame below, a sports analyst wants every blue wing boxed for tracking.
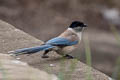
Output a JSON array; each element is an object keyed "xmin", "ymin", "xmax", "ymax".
[{"xmin": 46, "ymin": 37, "xmax": 78, "ymax": 46}]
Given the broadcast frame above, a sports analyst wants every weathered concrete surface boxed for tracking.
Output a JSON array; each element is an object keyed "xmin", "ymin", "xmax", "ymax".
[
  {"xmin": 0, "ymin": 20, "xmax": 112, "ymax": 80},
  {"xmin": 0, "ymin": 20, "xmax": 43, "ymax": 53},
  {"xmin": 0, "ymin": 53, "xmax": 58, "ymax": 80}
]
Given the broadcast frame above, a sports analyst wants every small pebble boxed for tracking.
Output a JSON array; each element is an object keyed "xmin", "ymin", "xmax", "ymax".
[
  {"xmin": 16, "ymin": 57, "xmax": 21, "ymax": 60},
  {"xmin": 49, "ymin": 64, "xmax": 55, "ymax": 67}
]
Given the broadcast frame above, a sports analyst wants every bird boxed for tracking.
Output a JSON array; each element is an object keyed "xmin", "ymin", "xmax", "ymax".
[{"xmin": 8, "ymin": 21, "xmax": 87, "ymax": 59}]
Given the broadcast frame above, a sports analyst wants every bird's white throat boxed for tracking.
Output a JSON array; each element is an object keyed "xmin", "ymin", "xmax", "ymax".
[
  {"xmin": 68, "ymin": 28, "xmax": 82, "ymax": 40},
  {"xmin": 77, "ymin": 32, "xmax": 82, "ymax": 40}
]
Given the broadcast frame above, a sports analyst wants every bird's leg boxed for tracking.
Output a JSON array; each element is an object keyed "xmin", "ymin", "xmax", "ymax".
[
  {"xmin": 64, "ymin": 54, "xmax": 74, "ymax": 59},
  {"xmin": 41, "ymin": 50, "xmax": 50, "ymax": 58}
]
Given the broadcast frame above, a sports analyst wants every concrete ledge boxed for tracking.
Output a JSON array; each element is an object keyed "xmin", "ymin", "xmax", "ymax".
[
  {"xmin": 0, "ymin": 20, "xmax": 112, "ymax": 80},
  {"xmin": 0, "ymin": 53, "xmax": 58, "ymax": 80}
]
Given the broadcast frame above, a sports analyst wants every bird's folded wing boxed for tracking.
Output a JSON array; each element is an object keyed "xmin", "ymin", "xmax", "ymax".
[{"xmin": 46, "ymin": 37, "xmax": 78, "ymax": 46}]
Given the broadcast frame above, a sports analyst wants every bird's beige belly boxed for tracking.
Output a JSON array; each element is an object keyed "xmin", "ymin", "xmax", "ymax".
[
  {"xmin": 62, "ymin": 46, "xmax": 76, "ymax": 53},
  {"xmin": 56, "ymin": 44, "xmax": 80, "ymax": 56}
]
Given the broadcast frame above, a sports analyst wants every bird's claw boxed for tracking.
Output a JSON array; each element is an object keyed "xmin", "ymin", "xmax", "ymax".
[{"xmin": 64, "ymin": 54, "xmax": 74, "ymax": 59}]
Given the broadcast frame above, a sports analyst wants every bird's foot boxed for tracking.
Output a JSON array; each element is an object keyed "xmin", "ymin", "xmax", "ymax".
[
  {"xmin": 41, "ymin": 55, "xmax": 49, "ymax": 58},
  {"xmin": 64, "ymin": 54, "xmax": 74, "ymax": 59}
]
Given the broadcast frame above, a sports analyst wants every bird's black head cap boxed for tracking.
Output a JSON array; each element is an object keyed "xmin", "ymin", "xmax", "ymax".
[{"xmin": 69, "ymin": 21, "xmax": 87, "ymax": 28}]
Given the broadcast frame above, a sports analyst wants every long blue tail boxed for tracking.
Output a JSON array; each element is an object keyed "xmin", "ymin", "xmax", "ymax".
[{"xmin": 8, "ymin": 44, "xmax": 55, "ymax": 56}]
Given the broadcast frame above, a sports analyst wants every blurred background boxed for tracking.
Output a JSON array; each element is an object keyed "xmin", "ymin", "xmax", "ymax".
[{"xmin": 0, "ymin": 0, "xmax": 120, "ymax": 77}]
